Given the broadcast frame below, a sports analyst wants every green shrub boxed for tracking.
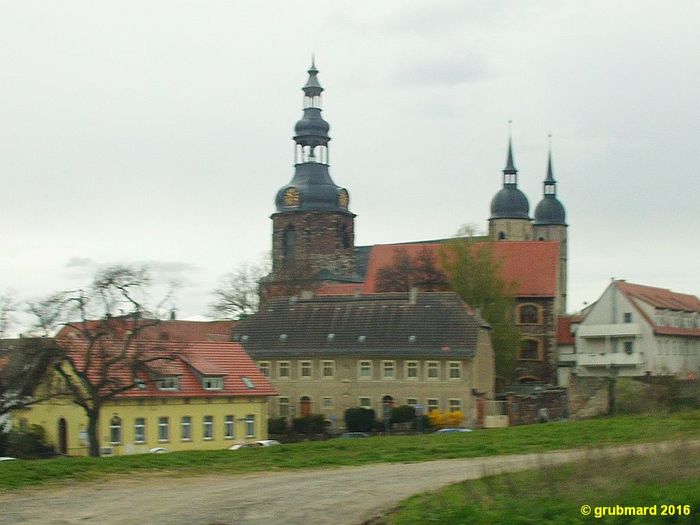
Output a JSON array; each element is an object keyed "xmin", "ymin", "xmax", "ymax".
[
  {"xmin": 411, "ymin": 415, "xmax": 432, "ymax": 432},
  {"xmin": 391, "ymin": 405, "xmax": 416, "ymax": 424},
  {"xmin": 292, "ymin": 414, "xmax": 326, "ymax": 434},
  {"xmin": 6, "ymin": 425, "xmax": 55, "ymax": 459},
  {"xmin": 267, "ymin": 416, "xmax": 288, "ymax": 434},
  {"xmin": 344, "ymin": 407, "xmax": 376, "ymax": 432}
]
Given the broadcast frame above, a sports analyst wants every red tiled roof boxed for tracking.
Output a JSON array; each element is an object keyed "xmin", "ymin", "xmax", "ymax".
[
  {"xmin": 57, "ymin": 319, "xmax": 236, "ymax": 342},
  {"xmin": 615, "ymin": 281, "xmax": 700, "ymax": 337},
  {"xmin": 362, "ymin": 241, "xmax": 559, "ymax": 297},
  {"xmin": 59, "ymin": 339, "xmax": 277, "ymax": 398},
  {"xmin": 315, "ymin": 283, "xmax": 364, "ymax": 295},
  {"xmin": 556, "ymin": 315, "xmax": 582, "ymax": 345}
]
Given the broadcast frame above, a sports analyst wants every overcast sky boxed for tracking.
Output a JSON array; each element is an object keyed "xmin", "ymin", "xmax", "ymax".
[{"xmin": 1, "ymin": 1, "xmax": 699, "ymax": 331}]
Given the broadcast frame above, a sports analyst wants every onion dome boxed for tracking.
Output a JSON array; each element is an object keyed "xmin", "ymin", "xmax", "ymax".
[
  {"xmin": 534, "ymin": 150, "xmax": 566, "ymax": 225},
  {"xmin": 490, "ymin": 138, "xmax": 530, "ymax": 219}
]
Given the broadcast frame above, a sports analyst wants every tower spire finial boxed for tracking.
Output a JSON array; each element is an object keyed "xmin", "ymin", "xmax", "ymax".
[
  {"xmin": 546, "ymin": 134, "xmax": 555, "ymax": 182},
  {"xmin": 503, "ymin": 121, "xmax": 517, "ymax": 177}
]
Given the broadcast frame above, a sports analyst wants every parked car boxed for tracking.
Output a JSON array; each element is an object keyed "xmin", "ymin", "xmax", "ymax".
[
  {"xmin": 229, "ymin": 440, "xmax": 281, "ymax": 450},
  {"xmin": 0, "ymin": 457, "xmax": 17, "ymax": 462},
  {"xmin": 148, "ymin": 447, "xmax": 169, "ymax": 454},
  {"xmin": 435, "ymin": 428, "xmax": 473, "ymax": 434},
  {"xmin": 337, "ymin": 432, "xmax": 370, "ymax": 439}
]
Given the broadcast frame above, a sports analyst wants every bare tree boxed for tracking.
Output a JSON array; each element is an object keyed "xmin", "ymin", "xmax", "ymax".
[
  {"xmin": 24, "ymin": 264, "xmax": 180, "ymax": 456},
  {"xmin": 375, "ymin": 247, "xmax": 447, "ymax": 292},
  {"xmin": 209, "ymin": 262, "xmax": 268, "ymax": 320}
]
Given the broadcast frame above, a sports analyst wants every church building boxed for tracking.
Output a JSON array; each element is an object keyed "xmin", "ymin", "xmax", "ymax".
[{"xmin": 260, "ymin": 61, "xmax": 569, "ymax": 387}]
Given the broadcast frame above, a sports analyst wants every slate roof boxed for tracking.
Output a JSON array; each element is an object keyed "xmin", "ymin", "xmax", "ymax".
[
  {"xmin": 234, "ymin": 291, "xmax": 488, "ymax": 359},
  {"xmin": 358, "ymin": 240, "xmax": 559, "ymax": 297},
  {"xmin": 60, "ymin": 340, "xmax": 277, "ymax": 399}
]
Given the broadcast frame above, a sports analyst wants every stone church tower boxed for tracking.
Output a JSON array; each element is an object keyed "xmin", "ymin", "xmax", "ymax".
[
  {"xmin": 268, "ymin": 61, "xmax": 356, "ymax": 290},
  {"xmin": 488, "ymin": 137, "xmax": 533, "ymax": 241},
  {"xmin": 533, "ymin": 147, "xmax": 568, "ymax": 313}
]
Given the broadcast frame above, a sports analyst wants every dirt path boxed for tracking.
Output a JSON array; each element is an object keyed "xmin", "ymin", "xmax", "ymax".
[{"xmin": 1, "ymin": 441, "xmax": 696, "ymax": 525}]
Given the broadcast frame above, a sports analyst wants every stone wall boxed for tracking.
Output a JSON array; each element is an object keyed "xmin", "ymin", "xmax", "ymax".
[
  {"xmin": 567, "ymin": 375, "xmax": 610, "ymax": 418},
  {"xmin": 505, "ymin": 387, "xmax": 568, "ymax": 426}
]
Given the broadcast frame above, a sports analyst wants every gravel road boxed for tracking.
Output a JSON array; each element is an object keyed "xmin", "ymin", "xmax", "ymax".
[{"xmin": 0, "ymin": 441, "xmax": 695, "ymax": 525}]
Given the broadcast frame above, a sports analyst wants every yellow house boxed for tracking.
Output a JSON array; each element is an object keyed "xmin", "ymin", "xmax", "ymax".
[{"xmin": 14, "ymin": 340, "xmax": 277, "ymax": 456}]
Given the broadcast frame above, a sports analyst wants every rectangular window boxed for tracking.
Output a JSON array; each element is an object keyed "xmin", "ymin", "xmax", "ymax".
[
  {"xmin": 278, "ymin": 361, "xmax": 290, "ymax": 379},
  {"xmin": 322, "ymin": 360, "xmax": 335, "ymax": 378},
  {"xmin": 359, "ymin": 397, "xmax": 371, "ymax": 409},
  {"xmin": 158, "ymin": 417, "xmax": 169, "ymax": 442},
  {"xmin": 134, "ymin": 418, "xmax": 146, "ymax": 443},
  {"xmin": 427, "ymin": 361, "xmax": 440, "ymax": 380},
  {"xmin": 382, "ymin": 360, "xmax": 396, "ymax": 379},
  {"xmin": 427, "ymin": 399, "xmax": 439, "ymax": 412},
  {"xmin": 322, "ymin": 397, "xmax": 333, "ymax": 409},
  {"xmin": 359, "ymin": 360, "xmax": 372, "ymax": 379},
  {"xmin": 623, "ymin": 312, "xmax": 632, "ymax": 323},
  {"xmin": 224, "ymin": 415, "xmax": 234, "ymax": 439},
  {"xmin": 245, "ymin": 414, "xmax": 255, "ymax": 438},
  {"xmin": 406, "ymin": 361, "xmax": 419, "ymax": 379},
  {"xmin": 448, "ymin": 361, "xmax": 462, "ymax": 379},
  {"xmin": 279, "ymin": 396, "xmax": 290, "ymax": 417},
  {"xmin": 406, "ymin": 398, "xmax": 418, "ymax": 407},
  {"xmin": 181, "ymin": 416, "xmax": 192, "ymax": 441},
  {"xmin": 300, "ymin": 360, "xmax": 312, "ymax": 378},
  {"xmin": 258, "ymin": 361, "xmax": 270, "ymax": 377},
  {"xmin": 157, "ymin": 377, "xmax": 178, "ymax": 391},
  {"xmin": 203, "ymin": 415, "xmax": 214, "ymax": 440},
  {"xmin": 109, "ymin": 417, "xmax": 122, "ymax": 445},
  {"xmin": 449, "ymin": 399, "xmax": 462, "ymax": 412},
  {"xmin": 203, "ymin": 377, "xmax": 223, "ymax": 390},
  {"xmin": 624, "ymin": 341, "xmax": 634, "ymax": 354}
]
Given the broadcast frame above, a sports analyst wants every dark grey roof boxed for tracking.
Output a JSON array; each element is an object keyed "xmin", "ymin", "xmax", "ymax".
[
  {"xmin": 534, "ymin": 196, "xmax": 566, "ymax": 225},
  {"xmin": 274, "ymin": 163, "xmax": 353, "ymax": 215},
  {"xmin": 234, "ymin": 292, "xmax": 487, "ymax": 359},
  {"xmin": 504, "ymin": 138, "xmax": 517, "ymax": 174},
  {"xmin": 490, "ymin": 186, "xmax": 530, "ymax": 219}
]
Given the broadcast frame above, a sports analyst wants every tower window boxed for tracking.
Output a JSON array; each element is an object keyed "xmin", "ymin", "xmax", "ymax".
[
  {"xmin": 498, "ymin": 232, "xmax": 506, "ymax": 240},
  {"xmin": 283, "ymin": 225, "xmax": 296, "ymax": 264}
]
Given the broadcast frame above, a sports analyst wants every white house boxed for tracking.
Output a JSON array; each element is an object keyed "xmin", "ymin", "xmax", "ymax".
[{"xmin": 575, "ymin": 280, "xmax": 700, "ymax": 379}]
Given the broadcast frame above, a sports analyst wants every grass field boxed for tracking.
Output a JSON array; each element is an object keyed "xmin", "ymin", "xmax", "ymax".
[
  {"xmin": 379, "ymin": 444, "xmax": 700, "ymax": 524},
  {"xmin": 1, "ymin": 410, "xmax": 699, "ymax": 491}
]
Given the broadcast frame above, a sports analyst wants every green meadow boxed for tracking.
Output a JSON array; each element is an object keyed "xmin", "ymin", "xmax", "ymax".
[{"xmin": 1, "ymin": 410, "xmax": 699, "ymax": 491}]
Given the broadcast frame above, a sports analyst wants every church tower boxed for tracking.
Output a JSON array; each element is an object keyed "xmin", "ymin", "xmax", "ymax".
[
  {"xmin": 269, "ymin": 60, "xmax": 356, "ymax": 288},
  {"xmin": 533, "ymin": 144, "xmax": 568, "ymax": 314},
  {"xmin": 488, "ymin": 134, "xmax": 532, "ymax": 241}
]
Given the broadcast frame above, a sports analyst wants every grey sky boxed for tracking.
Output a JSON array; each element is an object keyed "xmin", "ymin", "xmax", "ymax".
[{"xmin": 1, "ymin": 1, "xmax": 699, "ymax": 330}]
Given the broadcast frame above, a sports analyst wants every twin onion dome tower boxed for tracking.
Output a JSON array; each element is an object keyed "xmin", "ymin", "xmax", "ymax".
[{"xmin": 270, "ymin": 61, "xmax": 568, "ymax": 310}]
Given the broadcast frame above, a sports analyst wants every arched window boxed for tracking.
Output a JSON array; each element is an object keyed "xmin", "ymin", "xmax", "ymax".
[
  {"xmin": 518, "ymin": 338, "xmax": 542, "ymax": 361},
  {"xmin": 518, "ymin": 375, "xmax": 541, "ymax": 384},
  {"xmin": 299, "ymin": 396, "xmax": 312, "ymax": 417},
  {"xmin": 382, "ymin": 395, "xmax": 394, "ymax": 408},
  {"xmin": 517, "ymin": 303, "xmax": 542, "ymax": 325},
  {"xmin": 339, "ymin": 224, "xmax": 351, "ymax": 249},
  {"xmin": 498, "ymin": 232, "xmax": 506, "ymax": 240},
  {"xmin": 282, "ymin": 225, "xmax": 296, "ymax": 264},
  {"xmin": 109, "ymin": 415, "xmax": 122, "ymax": 444}
]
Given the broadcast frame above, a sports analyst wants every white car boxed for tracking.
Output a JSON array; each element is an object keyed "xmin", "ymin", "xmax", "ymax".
[
  {"xmin": 435, "ymin": 428, "xmax": 473, "ymax": 434},
  {"xmin": 148, "ymin": 447, "xmax": 169, "ymax": 454},
  {"xmin": 0, "ymin": 456, "xmax": 16, "ymax": 462},
  {"xmin": 228, "ymin": 440, "xmax": 281, "ymax": 450}
]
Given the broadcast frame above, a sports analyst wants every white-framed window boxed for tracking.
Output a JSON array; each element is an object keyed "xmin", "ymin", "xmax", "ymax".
[
  {"xmin": 158, "ymin": 417, "xmax": 169, "ymax": 442},
  {"xmin": 448, "ymin": 399, "xmax": 462, "ymax": 412},
  {"xmin": 279, "ymin": 396, "xmax": 290, "ymax": 417},
  {"xmin": 359, "ymin": 397, "xmax": 371, "ymax": 409},
  {"xmin": 426, "ymin": 361, "xmax": 440, "ymax": 380},
  {"xmin": 300, "ymin": 360, "xmax": 312, "ymax": 378},
  {"xmin": 278, "ymin": 361, "xmax": 290, "ymax": 379},
  {"xmin": 224, "ymin": 415, "xmax": 234, "ymax": 439},
  {"xmin": 382, "ymin": 360, "xmax": 396, "ymax": 379},
  {"xmin": 203, "ymin": 415, "xmax": 214, "ymax": 440},
  {"xmin": 258, "ymin": 361, "xmax": 270, "ymax": 377},
  {"xmin": 405, "ymin": 361, "xmax": 419, "ymax": 379},
  {"xmin": 427, "ymin": 399, "xmax": 439, "ymax": 412},
  {"xmin": 134, "ymin": 418, "xmax": 146, "ymax": 443},
  {"xmin": 203, "ymin": 377, "xmax": 224, "ymax": 390},
  {"xmin": 157, "ymin": 377, "xmax": 179, "ymax": 391},
  {"xmin": 448, "ymin": 361, "xmax": 462, "ymax": 379},
  {"xmin": 623, "ymin": 312, "xmax": 632, "ymax": 323},
  {"xmin": 322, "ymin": 360, "xmax": 335, "ymax": 378},
  {"xmin": 181, "ymin": 416, "xmax": 192, "ymax": 441},
  {"xmin": 245, "ymin": 414, "xmax": 255, "ymax": 438},
  {"xmin": 322, "ymin": 397, "xmax": 333, "ymax": 409},
  {"xmin": 406, "ymin": 398, "xmax": 418, "ymax": 407},
  {"xmin": 359, "ymin": 360, "xmax": 373, "ymax": 379},
  {"xmin": 109, "ymin": 416, "xmax": 122, "ymax": 445}
]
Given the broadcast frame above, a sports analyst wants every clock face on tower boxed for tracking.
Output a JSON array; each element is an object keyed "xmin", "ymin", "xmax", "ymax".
[
  {"xmin": 338, "ymin": 189, "xmax": 349, "ymax": 209},
  {"xmin": 283, "ymin": 187, "xmax": 301, "ymax": 208}
]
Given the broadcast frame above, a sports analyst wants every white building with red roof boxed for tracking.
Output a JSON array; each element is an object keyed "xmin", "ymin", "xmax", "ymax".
[{"xmin": 576, "ymin": 280, "xmax": 700, "ymax": 379}]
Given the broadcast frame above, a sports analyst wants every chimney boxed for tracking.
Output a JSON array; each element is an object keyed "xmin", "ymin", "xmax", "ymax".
[
  {"xmin": 408, "ymin": 287, "xmax": 418, "ymax": 305},
  {"xmin": 169, "ymin": 309, "xmax": 176, "ymax": 321}
]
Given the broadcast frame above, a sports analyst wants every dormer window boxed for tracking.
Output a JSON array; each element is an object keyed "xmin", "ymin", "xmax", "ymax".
[
  {"xmin": 203, "ymin": 377, "xmax": 224, "ymax": 391},
  {"xmin": 157, "ymin": 377, "xmax": 179, "ymax": 391}
]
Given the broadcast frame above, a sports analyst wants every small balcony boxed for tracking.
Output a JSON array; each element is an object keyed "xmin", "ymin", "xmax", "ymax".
[
  {"xmin": 577, "ymin": 323, "xmax": 641, "ymax": 338},
  {"xmin": 577, "ymin": 352, "xmax": 644, "ymax": 368}
]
